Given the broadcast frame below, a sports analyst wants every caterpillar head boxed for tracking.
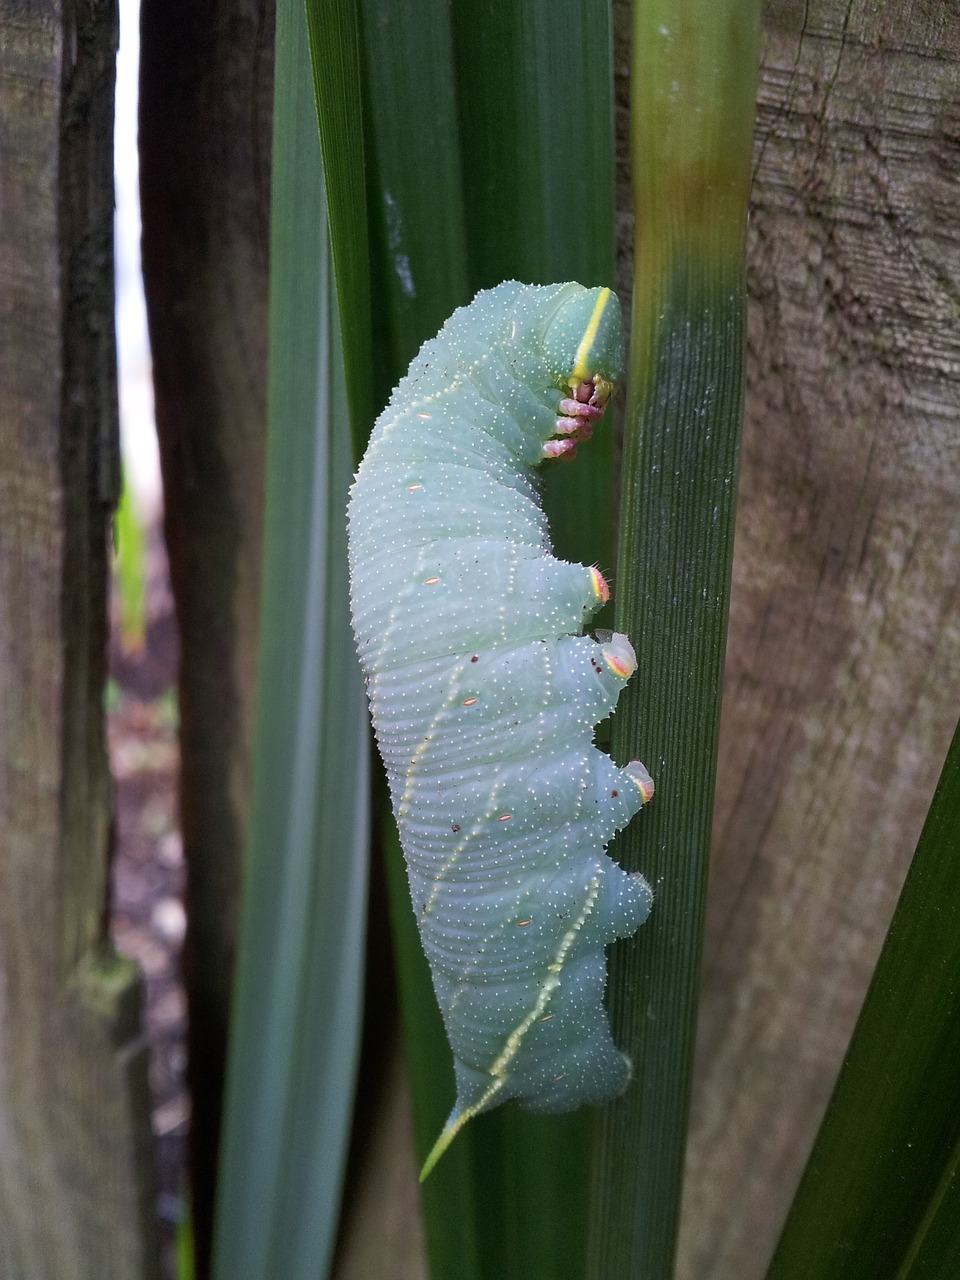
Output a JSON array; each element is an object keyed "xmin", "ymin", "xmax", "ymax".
[
  {"xmin": 540, "ymin": 285, "xmax": 623, "ymax": 459},
  {"xmin": 544, "ymin": 285, "xmax": 623, "ymax": 403}
]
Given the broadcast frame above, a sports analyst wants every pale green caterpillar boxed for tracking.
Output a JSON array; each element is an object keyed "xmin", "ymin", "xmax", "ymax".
[{"xmin": 347, "ymin": 281, "xmax": 653, "ymax": 1178}]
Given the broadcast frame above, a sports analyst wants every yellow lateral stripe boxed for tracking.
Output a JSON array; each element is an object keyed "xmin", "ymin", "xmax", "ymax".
[
  {"xmin": 420, "ymin": 877, "xmax": 602, "ymax": 1179},
  {"xmin": 571, "ymin": 287, "xmax": 612, "ymax": 379},
  {"xmin": 419, "ymin": 1079, "xmax": 504, "ymax": 1182},
  {"xmin": 488, "ymin": 877, "xmax": 601, "ymax": 1079}
]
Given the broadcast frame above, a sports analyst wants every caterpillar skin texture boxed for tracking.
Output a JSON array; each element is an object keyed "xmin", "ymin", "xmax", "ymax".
[{"xmin": 347, "ymin": 281, "xmax": 653, "ymax": 1178}]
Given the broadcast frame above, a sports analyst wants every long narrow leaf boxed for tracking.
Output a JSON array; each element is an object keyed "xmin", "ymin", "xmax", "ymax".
[
  {"xmin": 357, "ymin": 0, "xmax": 469, "ymax": 376},
  {"xmin": 588, "ymin": 5, "xmax": 760, "ymax": 1278},
  {"xmin": 452, "ymin": 0, "xmax": 614, "ymax": 292},
  {"xmin": 440, "ymin": 6, "xmax": 619, "ymax": 1276},
  {"xmin": 210, "ymin": 3, "xmax": 369, "ymax": 1276},
  {"xmin": 766, "ymin": 718, "xmax": 960, "ymax": 1280},
  {"xmin": 345, "ymin": 6, "xmax": 488, "ymax": 1277},
  {"xmin": 451, "ymin": 0, "xmax": 617, "ymax": 572},
  {"xmin": 337, "ymin": 2, "xmax": 621, "ymax": 1274},
  {"xmin": 895, "ymin": 1148, "xmax": 960, "ymax": 1280},
  {"xmin": 303, "ymin": 0, "xmax": 373, "ymax": 453}
]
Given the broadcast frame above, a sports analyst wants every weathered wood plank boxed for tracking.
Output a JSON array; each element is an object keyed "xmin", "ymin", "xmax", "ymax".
[
  {"xmin": 138, "ymin": 0, "xmax": 274, "ymax": 1268},
  {"xmin": 676, "ymin": 4, "xmax": 960, "ymax": 1277},
  {"xmin": 0, "ymin": 2, "xmax": 158, "ymax": 1276}
]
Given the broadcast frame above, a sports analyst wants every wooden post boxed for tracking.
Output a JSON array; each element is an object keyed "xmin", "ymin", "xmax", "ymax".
[
  {"xmin": 0, "ymin": 2, "xmax": 159, "ymax": 1276},
  {"xmin": 673, "ymin": 5, "xmax": 960, "ymax": 1276},
  {"xmin": 138, "ymin": 1, "xmax": 274, "ymax": 1268}
]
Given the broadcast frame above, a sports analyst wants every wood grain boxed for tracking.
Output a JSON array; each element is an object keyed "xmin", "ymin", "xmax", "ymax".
[
  {"xmin": 676, "ymin": 4, "xmax": 960, "ymax": 1276},
  {"xmin": 0, "ymin": 2, "xmax": 158, "ymax": 1275},
  {"xmin": 138, "ymin": 1, "xmax": 273, "ymax": 1267}
]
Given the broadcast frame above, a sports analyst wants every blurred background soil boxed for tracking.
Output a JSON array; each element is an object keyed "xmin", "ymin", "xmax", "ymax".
[
  {"xmin": 111, "ymin": 5, "xmax": 188, "ymax": 1265},
  {"xmin": 108, "ymin": 516, "xmax": 187, "ymax": 1262}
]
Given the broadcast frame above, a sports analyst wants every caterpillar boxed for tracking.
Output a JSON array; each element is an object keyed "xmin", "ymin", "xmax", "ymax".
[{"xmin": 347, "ymin": 281, "xmax": 653, "ymax": 1179}]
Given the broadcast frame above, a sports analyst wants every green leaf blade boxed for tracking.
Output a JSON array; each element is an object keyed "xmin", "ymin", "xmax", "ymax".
[
  {"xmin": 347, "ymin": 6, "xmax": 485, "ymax": 1276},
  {"xmin": 587, "ymin": 5, "xmax": 760, "ymax": 1278},
  {"xmin": 451, "ymin": 0, "xmax": 617, "ymax": 576},
  {"xmin": 358, "ymin": 0, "xmax": 469, "ymax": 377},
  {"xmin": 452, "ymin": 0, "xmax": 615, "ymax": 292},
  {"xmin": 304, "ymin": 0, "xmax": 374, "ymax": 456},
  {"xmin": 348, "ymin": 4, "xmax": 619, "ymax": 1275},
  {"xmin": 210, "ymin": 3, "xmax": 369, "ymax": 1276},
  {"xmin": 767, "ymin": 719, "xmax": 960, "ymax": 1280}
]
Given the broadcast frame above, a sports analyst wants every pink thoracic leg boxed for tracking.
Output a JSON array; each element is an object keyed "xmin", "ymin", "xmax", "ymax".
[{"xmin": 542, "ymin": 376, "xmax": 609, "ymax": 458}]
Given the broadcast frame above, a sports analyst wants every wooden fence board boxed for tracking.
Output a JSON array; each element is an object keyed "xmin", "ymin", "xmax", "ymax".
[{"xmin": 0, "ymin": 3, "xmax": 158, "ymax": 1276}]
